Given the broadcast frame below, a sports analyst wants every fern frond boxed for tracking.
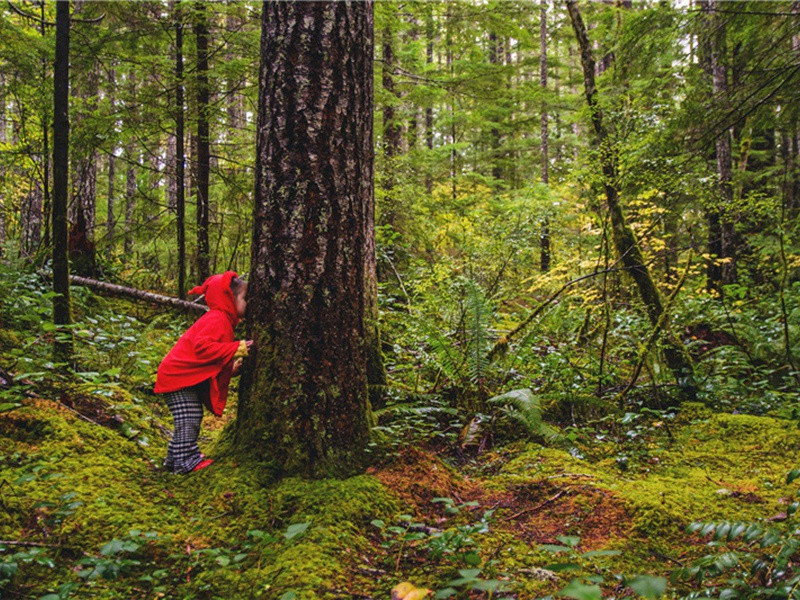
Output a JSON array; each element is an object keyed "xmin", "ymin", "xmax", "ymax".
[
  {"xmin": 488, "ymin": 388, "xmax": 560, "ymax": 441},
  {"xmin": 464, "ymin": 280, "xmax": 492, "ymax": 383}
]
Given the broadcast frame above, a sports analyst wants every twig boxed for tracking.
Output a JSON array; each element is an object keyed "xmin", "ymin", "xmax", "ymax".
[
  {"xmin": 503, "ymin": 489, "xmax": 565, "ymax": 522},
  {"xmin": 0, "ymin": 540, "xmax": 64, "ymax": 548}
]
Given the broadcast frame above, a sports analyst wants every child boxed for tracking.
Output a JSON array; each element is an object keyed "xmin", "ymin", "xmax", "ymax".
[{"xmin": 154, "ymin": 271, "xmax": 253, "ymax": 473}]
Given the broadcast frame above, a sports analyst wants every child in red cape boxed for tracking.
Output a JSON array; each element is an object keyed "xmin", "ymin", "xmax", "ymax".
[{"xmin": 155, "ymin": 271, "xmax": 253, "ymax": 473}]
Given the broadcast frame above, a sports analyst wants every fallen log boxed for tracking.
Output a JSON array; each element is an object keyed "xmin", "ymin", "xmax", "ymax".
[{"xmin": 69, "ymin": 275, "xmax": 207, "ymax": 314}]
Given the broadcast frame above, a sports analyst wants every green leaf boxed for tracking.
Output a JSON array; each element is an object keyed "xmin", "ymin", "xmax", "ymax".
[
  {"xmin": 215, "ymin": 555, "xmax": 230, "ymax": 567},
  {"xmin": 557, "ymin": 580, "xmax": 602, "ymax": 600},
  {"xmin": 284, "ymin": 522, "xmax": 310, "ymax": 541},
  {"xmin": 628, "ymin": 575, "xmax": 667, "ymax": 598},
  {"xmin": 100, "ymin": 539, "xmax": 125, "ymax": 556},
  {"xmin": 557, "ymin": 535, "xmax": 581, "ymax": 547},
  {"xmin": 279, "ymin": 592, "xmax": 297, "ymax": 600},
  {"xmin": 0, "ymin": 403, "xmax": 21, "ymax": 412},
  {"xmin": 434, "ymin": 588, "xmax": 457, "ymax": 599},
  {"xmin": 787, "ymin": 469, "xmax": 800, "ymax": 485},
  {"xmin": 541, "ymin": 544, "xmax": 572, "ymax": 554}
]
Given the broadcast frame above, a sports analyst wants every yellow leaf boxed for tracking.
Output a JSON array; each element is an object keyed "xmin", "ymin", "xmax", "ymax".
[{"xmin": 391, "ymin": 582, "xmax": 431, "ymax": 600}]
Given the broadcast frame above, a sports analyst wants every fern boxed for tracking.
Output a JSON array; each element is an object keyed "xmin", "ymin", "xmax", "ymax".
[
  {"xmin": 464, "ymin": 280, "xmax": 491, "ymax": 385},
  {"xmin": 488, "ymin": 388, "xmax": 559, "ymax": 441}
]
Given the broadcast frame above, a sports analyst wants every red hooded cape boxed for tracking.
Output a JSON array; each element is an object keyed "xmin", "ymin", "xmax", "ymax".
[{"xmin": 154, "ymin": 271, "xmax": 241, "ymax": 416}]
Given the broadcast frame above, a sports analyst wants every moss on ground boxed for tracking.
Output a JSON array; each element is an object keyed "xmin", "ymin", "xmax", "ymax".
[{"xmin": 2, "ymin": 389, "xmax": 798, "ymax": 599}]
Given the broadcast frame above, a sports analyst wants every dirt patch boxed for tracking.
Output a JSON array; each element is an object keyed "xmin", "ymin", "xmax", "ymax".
[{"xmin": 500, "ymin": 479, "xmax": 630, "ymax": 551}]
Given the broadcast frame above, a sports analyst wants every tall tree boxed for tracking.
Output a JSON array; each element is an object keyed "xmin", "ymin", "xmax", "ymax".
[
  {"xmin": 0, "ymin": 71, "xmax": 5, "ymax": 253},
  {"xmin": 194, "ymin": 1, "xmax": 210, "ymax": 281},
  {"xmin": 53, "ymin": 0, "xmax": 73, "ymax": 362},
  {"xmin": 234, "ymin": 0, "xmax": 375, "ymax": 478},
  {"xmin": 540, "ymin": 0, "xmax": 551, "ymax": 273},
  {"xmin": 175, "ymin": 1, "xmax": 187, "ymax": 298},
  {"xmin": 106, "ymin": 69, "xmax": 116, "ymax": 262},
  {"xmin": 566, "ymin": 0, "xmax": 696, "ymax": 399},
  {"xmin": 69, "ymin": 64, "xmax": 98, "ymax": 276},
  {"xmin": 709, "ymin": 0, "xmax": 737, "ymax": 288}
]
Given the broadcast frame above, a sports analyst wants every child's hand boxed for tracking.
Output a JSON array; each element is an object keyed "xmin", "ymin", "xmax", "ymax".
[
  {"xmin": 232, "ymin": 358, "xmax": 243, "ymax": 376},
  {"xmin": 245, "ymin": 340, "xmax": 254, "ymax": 351}
]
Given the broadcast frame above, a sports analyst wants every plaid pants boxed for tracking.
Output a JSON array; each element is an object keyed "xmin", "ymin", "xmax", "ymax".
[{"xmin": 164, "ymin": 385, "xmax": 205, "ymax": 474}]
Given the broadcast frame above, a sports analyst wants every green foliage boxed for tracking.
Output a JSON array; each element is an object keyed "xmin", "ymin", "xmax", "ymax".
[{"xmin": 673, "ymin": 468, "xmax": 800, "ymax": 600}]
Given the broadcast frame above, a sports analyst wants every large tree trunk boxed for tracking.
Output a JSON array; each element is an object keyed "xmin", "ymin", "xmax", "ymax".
[
  {"xmin": 53, "ymin": 0, "xmax": 73, "ymax": 363},
  {"xmin": 194, "ymin": 2, "xmax": 210, "ymax": 281},
  {"xmin": 175, "ymin": 1, "xmax": 186, "ymax": 298},
  {"xmin": 540, "ymin": 0, "xmax": 551, "ymax": 273},
  {"xmin": 234, "ymin": 0, "xmax": 374, "ymax": 478},
  {"xmin": 566, "ymin": 0, "xmax": 696, "ymax": 400}
]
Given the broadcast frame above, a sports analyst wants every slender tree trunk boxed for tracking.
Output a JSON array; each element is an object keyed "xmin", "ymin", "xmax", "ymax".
[
  {"xmin": 69, "ymin": 66, "xmax": 98, "ymax": 276},
  {"xmin": 540, "ymin": 0, "xmax": 551, "ymax": 273},
  {"xmin": 0, "ymin": 71, "xmax": 5, "ymax": 253},
  {"xmin": 176, "ymin": 1, "xmax": 186, "ymax": 298},
  {"xmin": 225, "ymin": 8, "xmax": 244, "ymax": 133},
  {"xmin": 425, "ymin": 8, "xmax": 434, "ymax": 194},
  {"xmin": 235, "ymin": 0, "xmax": 375, "ymax": 478},
  {"xmin": 488, "ymin": 31, "xmax": 503, "ymax": 183},
  {"xmin": 106, "ymin": 151, "xmax": 115, "ymax": 261},
  {"xmin": 53, "ymin": 0, "xmax": 73, "ymax": 362},
  {"xmin": 40, "ymin": 2, "xmax": 51, "ymax": 248},
  {"xmin": 382, "ymin": 23, "xmax": 401, "ymax": 228},
  {"xmin": 20, "ymin": 182, "xmax": 43, "ymax": 258},
  {"xmin": 566, "ymin": 0, "xmax": 696, "ymax": 400},
  {"xmin": 709, "ymin": 2, "xmax": 737, "ymax": 287},
  {"xmin": 194, "ymin": 2, "xmax": 210, "ymax": 281},
  {"xmin": 124, "ymin": 143, "xmax": 136, "ymax": 258}
]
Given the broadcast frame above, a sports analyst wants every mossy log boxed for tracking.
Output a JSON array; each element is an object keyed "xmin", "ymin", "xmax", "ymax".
[{"xmin": 68, "ymin": 275, "xmax": 207, "ymax": 313}]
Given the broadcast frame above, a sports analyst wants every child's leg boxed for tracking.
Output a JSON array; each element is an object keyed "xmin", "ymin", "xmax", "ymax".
[{"xmin": 164, "ymin": 387, "xmax": 205, "ymax": 474}]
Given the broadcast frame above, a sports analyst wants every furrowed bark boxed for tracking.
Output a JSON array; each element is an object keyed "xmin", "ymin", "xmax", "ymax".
[{"xmin": 235, "ymin": 1, "xmax": 375, "ymax": 478}]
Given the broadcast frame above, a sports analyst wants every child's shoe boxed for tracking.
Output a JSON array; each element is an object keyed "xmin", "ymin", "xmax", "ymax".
[{"xmin": 192, "ymin": 459, "xmax": 213, "ymax": 472}]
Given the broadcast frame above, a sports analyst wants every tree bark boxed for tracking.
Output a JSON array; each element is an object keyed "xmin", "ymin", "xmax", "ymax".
[
  {"xmin": 194, "ymin": 2, "xmax": 210, "ymax": 281},
  {"xmin": 235, "ymin": 0, "xmax": 375, "ymax": 478},
  {"xmin": 566, "ymin": 0, "xmax": 696, "ymax": 400},
  {"xmin": 540, "ymin": 0, "xmax": 551, "ymax": 273},
  {"xmin": 53, "ymin": 0, "xmax": 73, "ymax": 363}
]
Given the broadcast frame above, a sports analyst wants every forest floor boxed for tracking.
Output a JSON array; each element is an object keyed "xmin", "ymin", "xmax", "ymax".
[
  {"xmin": 1, "ymin": 382, "xmax": 798, "ymax": 599},
  {"xmin": 1, "ymin": 296, "xmax": 799, "ymax": 599}
]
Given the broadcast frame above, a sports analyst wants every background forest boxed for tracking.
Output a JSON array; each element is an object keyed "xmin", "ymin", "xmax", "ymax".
[{"xmin": 1, "ymin": 1, "xmax": 800, "ymax": 599}]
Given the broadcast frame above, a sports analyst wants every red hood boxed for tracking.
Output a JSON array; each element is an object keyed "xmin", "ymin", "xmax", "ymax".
[{"xmin": 189, "ymin": 271, "xmax": 240, "ymax": 327}]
